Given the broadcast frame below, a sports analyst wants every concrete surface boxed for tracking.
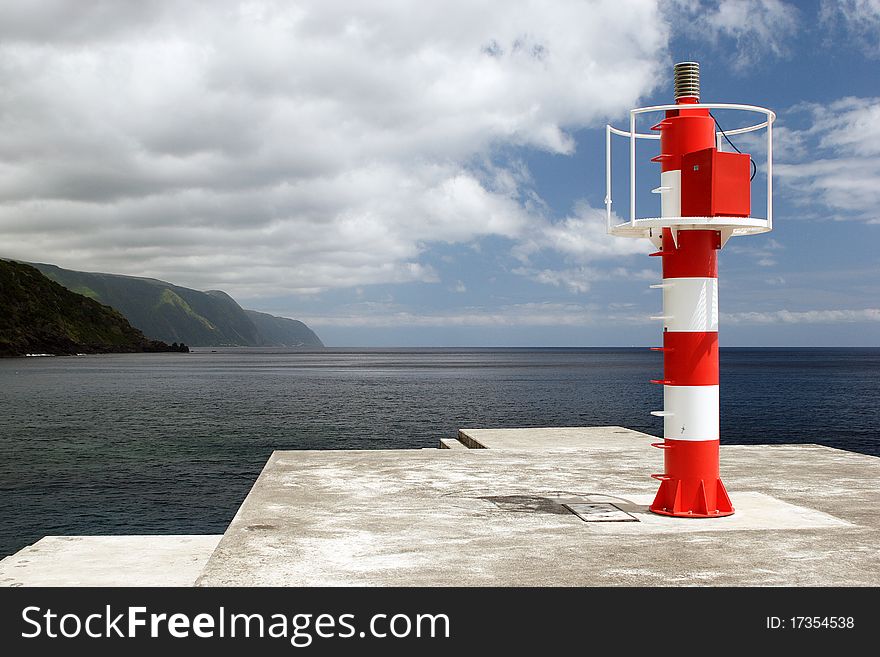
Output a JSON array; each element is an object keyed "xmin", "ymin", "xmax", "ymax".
[
  {"xmin": 557, "ymin": 492, "xmax": 851, "ymax": 533},
  {"xmin": 458, "ymin": 426, "xmax": 650, "ymax": 450},
  {"xmin": 439, "ymin": 437, "xmax": 468, "ymax": 449},
  {"xmin": 196, "ymin": 428, "xmax": 880, "ymax": 586},
  {"xmin": 0, "ymin": 535, "xmax": 222, "ymax": 587}
]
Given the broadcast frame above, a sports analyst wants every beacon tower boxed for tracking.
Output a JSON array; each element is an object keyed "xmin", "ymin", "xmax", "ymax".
[{"xmin": 605, "ymin": 62, "xmax": 776, "ymax": 517}]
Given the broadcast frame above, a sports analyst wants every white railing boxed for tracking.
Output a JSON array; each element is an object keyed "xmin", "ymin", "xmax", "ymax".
[{"xmin": 605, "ymin": 103, "xmax": 776, "ymax": 238}]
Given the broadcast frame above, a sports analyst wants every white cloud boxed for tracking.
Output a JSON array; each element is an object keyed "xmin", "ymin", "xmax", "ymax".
[
  {"xmin": 513, "ymin": 263, "xmax": 657, "ymax": 294},
  {"xmin": 270, "ymin": 301, "xmax": 880, "ymax": 334},
  {"xmin": 775, "ymin": 157, "xmax": 880, "ymax": 221},
  {"xmin": 299, "ymin": 301, "xmax": 651, "ymax": 328},
  {"xmin": 728, "ymin": 237, "xmax": 783, "ymax": 267},
  {"xmin": 767, "ymin": 126, "xmax": 808, "ymax": 162},
  {"xmin": 0, "ymin": 0, "xmax": 670, "ymax": 296},
  {"xmin": 723, "ymin": 308, "xmax": 880, "ymax": 324},
  {"xmin": 774, "ymin": 98, "xmax": 880, "ymax": 222},
  {"xmin": 508, "ymin": 201, "xmax": 653, "ymax": 294},
  {"xmin": 812, "ymin": 99, "xmax": 880, "ymax": 157},
  {"xmin": 671, "ymin": 0, "xmax": 799, "ymax": 70},
  {"xmin": 514, "ymin": 202, "xmax": 651, "ymax": 262},
  {"xmin": 820, "ymin": 0, "xmax": 880, "ymax": 57},
  {"xmin": 512, "ymin": 267, "xmax": 600, "ymax": 294}
]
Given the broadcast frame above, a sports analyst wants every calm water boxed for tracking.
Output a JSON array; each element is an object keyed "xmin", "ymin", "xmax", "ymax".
[{"xmin": 1, "ymin": 347, "xmax": 877, "ymax": 556}]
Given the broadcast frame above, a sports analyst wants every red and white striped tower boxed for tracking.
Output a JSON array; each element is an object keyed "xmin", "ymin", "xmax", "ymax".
[
  {"xmin": 648, "ymin": 62, "xmax": 733, "ymax": 517},
  {"xmin": 606, "ymin": 62, "xmax": 774, "ymax": 517}
]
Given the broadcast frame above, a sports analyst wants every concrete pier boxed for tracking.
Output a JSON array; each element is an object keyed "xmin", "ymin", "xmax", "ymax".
[
  {"xmin": 0, "ymin": 535, "xmax": 221, "ymax": 587},
  {"xmin": 3, "ymin": 427, "xmax": 879, "ymax": 586}
]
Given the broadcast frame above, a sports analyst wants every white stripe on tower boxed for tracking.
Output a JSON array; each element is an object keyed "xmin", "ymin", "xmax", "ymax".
[
  {"xmin": 659, "ymin": 170, "xmax": 681, "ymax": 218},
  {"xmin": 662, "ymin": 278, "xmax": 719, "ymax": 332},
  {"xmin": 663, "ymin": 385, "xmax": 719, "ymax": 441}
]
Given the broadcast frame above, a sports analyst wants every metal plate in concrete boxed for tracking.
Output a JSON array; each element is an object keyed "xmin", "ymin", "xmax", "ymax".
[
  {"xmin": 0, "ymin": 535, "xmax": 222, "ymax": 587},
  {"xmin": 564, "ymin": 502, "xmax": 639, "ymax": 522}
]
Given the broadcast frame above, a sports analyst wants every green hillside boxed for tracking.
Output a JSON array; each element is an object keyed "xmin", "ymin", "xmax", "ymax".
[
  {"xmin": 245, "ymin": 309, "xmax": 323, "ymax": 347},
  {"xmin": 29, "ymin": 263, "xmax": 323, "ymax": 348},
  {"xmin": 0, "ymin": 260, "xmax": 174, "ymax": 357}
]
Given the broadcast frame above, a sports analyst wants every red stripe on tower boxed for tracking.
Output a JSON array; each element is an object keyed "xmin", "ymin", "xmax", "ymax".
[
  {"xmin": 663, "ymin": 332, "xmax": 718, "ymax": 386},
  {"xmin": 660, "ymin": 230, "xmax": 719, "ymax": 278}
]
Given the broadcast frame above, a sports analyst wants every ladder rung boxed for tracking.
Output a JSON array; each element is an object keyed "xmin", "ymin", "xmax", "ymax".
[
  {"xmin": 649, "ymin": 283, "xmax": 671, "ymax": 289},
  {"xmin": 650, "ymin": 347, "xmax": 672, "ymax": 352},
  {"xmin": 649, "ymin": 315, "xmax": 671, "ymax": 321},
  {"xmin": 650, "ymin": 411, "xmax": 673, "ymax": 417},
  {"xmin": 649, "ymin": 379, "xmax": 674, "ymax": 385},
  {"xmin": 651, "ymin": 186, "xmax": 672, "ymax": 194}
]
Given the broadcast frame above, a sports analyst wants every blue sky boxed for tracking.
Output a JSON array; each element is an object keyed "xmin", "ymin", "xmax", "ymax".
[{"xmin": 0, "ymin": 1, "xmax": 878, "ymax": 346}]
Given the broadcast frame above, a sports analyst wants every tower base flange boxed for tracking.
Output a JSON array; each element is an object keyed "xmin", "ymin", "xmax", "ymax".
[{"xmin": 650, "ymin": 476, "xmax": 734, "ymax": 518}]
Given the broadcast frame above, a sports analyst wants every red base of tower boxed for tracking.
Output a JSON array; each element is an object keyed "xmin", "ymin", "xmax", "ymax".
[
  {"xmin": 650, "ymin": 481, "xmax": 734, "ymax": 518},
  {"xmin": 649, "ymin": 439, "xmax": 734, "ymax": 518}
]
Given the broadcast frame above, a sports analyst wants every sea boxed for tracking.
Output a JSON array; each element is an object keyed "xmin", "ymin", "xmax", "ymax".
[{"xmin": 1, "ymin": 347, "xmax": 877, "ymax": 556}]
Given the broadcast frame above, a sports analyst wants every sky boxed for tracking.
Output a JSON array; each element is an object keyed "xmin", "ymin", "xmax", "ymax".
[{"xmin": 0, "ymin": 0, "xmax": 878, "ymax": 347}]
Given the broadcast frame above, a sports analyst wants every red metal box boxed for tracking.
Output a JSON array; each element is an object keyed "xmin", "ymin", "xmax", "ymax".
[{"xmin": 681, "ymin": 147, "xmax": 750, "ymax": 217}]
